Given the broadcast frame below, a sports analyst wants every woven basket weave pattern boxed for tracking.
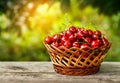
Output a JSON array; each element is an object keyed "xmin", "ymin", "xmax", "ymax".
[
  {"xmin": 53, "ymin": 64, "xmax": 100, "ymax": 75},
  {"xmin": 44, "ymin": 43, "xmax": 111, "ymax": 75}
]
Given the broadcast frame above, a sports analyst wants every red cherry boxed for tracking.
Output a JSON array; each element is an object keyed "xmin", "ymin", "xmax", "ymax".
[
  {"xmin": 74, "ymin": 33, "xmax": 78, "ymax": 38},
  {"xmin": 94, "ymin": 30, "xmax": 101, "ymax": 37},
  {"xmin": 72, "ymin": 42, "xmax": 80, "ymax": 48},
  {"xmin": 77, "ymin": 28, "xmax": 85, "ymax": 32},
  {"xmin": 92, "ymin": 34, "xmax": 99, "ymax": 39},
  {"xmin": 80, "ymin": 43, "xmax": 89, "ymax": 51},
  {"xmin": 83, "ymin": 30, "xmax": 89, "ymax": 36},
  {"xmin": 60, "ymin": 32, "xmax": 64, "ymax": 37},
  {"xmin": 68, "ymin": 35, "xmax": 76, "ymax": 42},
  {"xmin": 44, "ymin": 36, "xmax": 53, "ymax": 44},
  {"xmin": 65, "ymin": 30, "xmax": 72, "ymax": 37},
  {"xmin": 53, "ymin": 34, "xmax": 61, "ymax": 42},
  {"xmin": 80, "ymin": 43, "xmax": 89, "ymax": 48},
  {"xmin": 52, "ymin": 42, "xmax": 59, "ymax": 47},
  {"xmin": 91, "ymin": 40, "xmax": 101, "ymax": 48},
  {"xmin": 61, "ymin": 36, "xmax": 68, "ymax": 43},
  {"xmin": 88, "ymin": 29, "xmax": 93, "ymax": 36},
  {"xmin": 77, "ymin": 31, "xmax": 85, "ymax": 39},
  {"xmin": 92, "ymin": 30, "xmax": 102, "ymax": 39},
  {"xmin": 102, "ymin": 37, "xmax": 109, "ymax": 46},
  {"xmin": 63, "ymin": 41, "xmax": 71, "ymax": 48},
  {"xmin": 69, "ymin": 26, "xmax": 77, "ymax": 33},
  {"xmin": 85, "ymin": 37, "xmax": 92, "ymax": 43}
]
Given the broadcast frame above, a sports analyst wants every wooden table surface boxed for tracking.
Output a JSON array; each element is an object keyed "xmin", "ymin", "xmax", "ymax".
[{"xmin": 0, "ymin": 62, "xmax": 119, "ymax": 83}]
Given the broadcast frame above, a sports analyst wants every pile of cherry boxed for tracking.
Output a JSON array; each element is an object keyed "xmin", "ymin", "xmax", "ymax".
[{"xmin": 44, "ymin": 26, "xmax": 109, "ymax": 49}]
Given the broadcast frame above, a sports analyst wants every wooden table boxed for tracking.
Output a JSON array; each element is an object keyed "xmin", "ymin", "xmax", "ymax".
[{"xmin": 0, "ymin": 62, "xmax": 119, "ymax": 83}]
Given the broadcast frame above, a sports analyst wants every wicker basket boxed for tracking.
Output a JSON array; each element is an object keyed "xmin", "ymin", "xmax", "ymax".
[{"xmin": 44, "ymin": 43, "xmax": 111, "ymax": 76}]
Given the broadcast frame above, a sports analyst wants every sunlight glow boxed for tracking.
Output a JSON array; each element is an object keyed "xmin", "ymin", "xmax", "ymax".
[
  {"xmin": 27, "ymin": 3, "xmax": 34, "ymax": 9},
  {"xmin": 36, "ymin": 3, "xmax": 49, "ymax": 15},
  {"xmin": 29, "ymin": 2, "xmax": 61, "ymax": 34}
]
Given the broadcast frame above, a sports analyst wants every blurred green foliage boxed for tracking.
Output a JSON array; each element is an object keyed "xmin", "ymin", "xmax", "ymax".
[
  {"xmin": 81, "ymin": 0, "xmax": 120, "ymax": 16},
  {"xmin": 0, "ymin": 0, "xmax": 120, "ymax": 61}
]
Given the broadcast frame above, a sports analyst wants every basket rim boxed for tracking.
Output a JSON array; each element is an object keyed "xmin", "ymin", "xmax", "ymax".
[{"xmin": 43, "ymin": 42, "xmax": 111, "ymax": 50}]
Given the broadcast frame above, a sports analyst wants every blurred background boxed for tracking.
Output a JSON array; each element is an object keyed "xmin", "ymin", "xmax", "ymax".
[{"xmin": 0, "ymin": 0, "xmax": 120, "ymax": 61}]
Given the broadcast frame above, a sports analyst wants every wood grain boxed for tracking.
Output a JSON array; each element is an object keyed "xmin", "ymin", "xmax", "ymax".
[{"xmin": 0, "ymin": 62, "xmax": 119, "ymax": 83}]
